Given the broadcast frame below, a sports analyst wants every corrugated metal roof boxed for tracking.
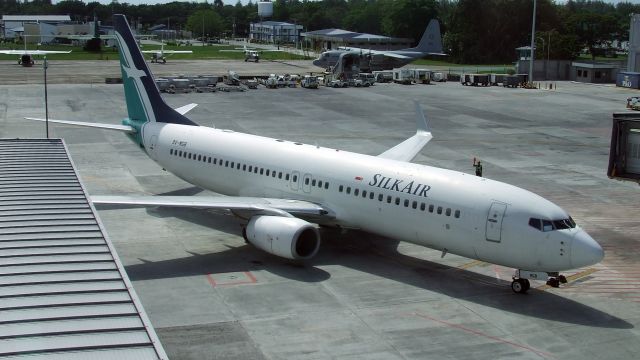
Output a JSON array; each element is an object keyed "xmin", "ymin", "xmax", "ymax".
[
  {"xmin": 2, "ymin": 15, "xmax": 71, "ymax": 22},
  {"xmin": 0, "ymin": 139, "xmax": 167, "ymax": 360}
]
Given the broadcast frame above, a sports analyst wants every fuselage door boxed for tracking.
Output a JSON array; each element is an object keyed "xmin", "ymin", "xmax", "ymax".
[
  {"xmin": 302, "ymin": 173, "xmax": 312, "ymax": 193},
  {"xmin": 290, "ymin": 171, "xmax": 300, "ymax": 191},
  {"xmin": 486, "ymin": 202, "xmax": 507, "ymax": 242}
]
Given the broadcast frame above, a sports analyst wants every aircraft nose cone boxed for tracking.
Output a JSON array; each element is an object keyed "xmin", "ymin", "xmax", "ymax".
[{"xmin": 571, "ymin": 231, "xmax": 604, "ymax": 268}]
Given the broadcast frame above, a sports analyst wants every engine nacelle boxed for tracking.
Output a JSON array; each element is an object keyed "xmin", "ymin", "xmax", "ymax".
[{"xmin": 246, "ymin": 216, "xmax": 320, "ymax": 260}]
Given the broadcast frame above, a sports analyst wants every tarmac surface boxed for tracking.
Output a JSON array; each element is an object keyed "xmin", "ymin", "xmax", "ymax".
[{"xmin": 2, "ymin": 60, "xmax": 640, "ymax": 359}]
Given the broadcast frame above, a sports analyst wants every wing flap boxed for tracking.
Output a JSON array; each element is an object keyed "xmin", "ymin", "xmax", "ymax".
[
  {"xmin": 24, "ymin": 117, "xmax": 136, "ymax": 133},
  {"xmin": 91, "ymin": 195, "xmax": 334, "ymax": 219}
]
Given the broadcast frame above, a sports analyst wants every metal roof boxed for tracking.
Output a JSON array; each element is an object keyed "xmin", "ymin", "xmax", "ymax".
[
  {"xmin": 0, "ymin": 139, "xmax": 167, "ymax": 359},
  {"xmin": 2, "ymin": 15, "xmax": 71, "ymax": 22},
  {"xmin": 302, "ymin": 28, "xmax": 410, "ymax": 43}
]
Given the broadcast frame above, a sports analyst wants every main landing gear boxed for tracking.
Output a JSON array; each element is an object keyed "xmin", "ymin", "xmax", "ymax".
[{"xmin": 511, "ymin": 270, "xmax": 567, "ymax": 294}]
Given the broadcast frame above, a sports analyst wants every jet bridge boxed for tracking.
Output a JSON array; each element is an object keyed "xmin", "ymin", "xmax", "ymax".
[
  {"xmin": 0, "ymin": 139, "xmax": 167, "ymax": 359},
  {"xmin": 608, "ymin": 112, "xmax": 640, "ymax": 184}
]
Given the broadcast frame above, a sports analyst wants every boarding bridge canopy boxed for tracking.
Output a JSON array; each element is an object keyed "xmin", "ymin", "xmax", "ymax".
[{"xmin": 0, "ymin": 139, "xmax": 167, "ymax": 359}]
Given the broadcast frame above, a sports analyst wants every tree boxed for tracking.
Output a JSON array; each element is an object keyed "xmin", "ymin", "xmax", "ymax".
[
  {"xmin": 567, "ymin": 11, "xmax": 617, "ymax": 60},
  {"xmin": 186, "ymin": 9, "xmax": 224, "ymax": 39}
]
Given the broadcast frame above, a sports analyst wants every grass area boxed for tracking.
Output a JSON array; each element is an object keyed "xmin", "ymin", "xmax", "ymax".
[
  {"xmin": 0, "ymin": 43, "xmax": 308, "ymax": 61},
  {"xmin": 410, "ymin": 58, "xmax": 515, "ymax": 72}
]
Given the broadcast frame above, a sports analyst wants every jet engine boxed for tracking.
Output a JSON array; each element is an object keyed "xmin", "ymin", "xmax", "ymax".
[{"xmin": 245, "ymin": 216, "xmax": 320, "ymax": 260}]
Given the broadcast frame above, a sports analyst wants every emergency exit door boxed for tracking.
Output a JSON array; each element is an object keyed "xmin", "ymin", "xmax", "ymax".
[{"xmin": 486, "ymin": 202, "xmax": 507, "ymax": 242}]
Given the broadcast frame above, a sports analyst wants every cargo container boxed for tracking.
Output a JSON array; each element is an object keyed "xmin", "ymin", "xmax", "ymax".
[{"xmin": 617, "ymin": 72, "xmax": 640, "ymax": 89}]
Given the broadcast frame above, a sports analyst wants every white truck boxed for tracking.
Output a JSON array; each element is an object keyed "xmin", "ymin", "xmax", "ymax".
[
  {"xmin": 392, "ymin": 68, "xmax": 414, "ymax": 84},
  {"xmin": 301, "ymin": 75, "xmax": 319, "ymax": 89}
]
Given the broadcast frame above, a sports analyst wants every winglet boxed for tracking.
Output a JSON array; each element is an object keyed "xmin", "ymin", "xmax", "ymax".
[
  {"xmin": 415, "ymin": 101, "xmax": 430, "ymax": 134},
  {"xmin": 377, "ymin": 102, "xmax": 433, "ymax": 162}
]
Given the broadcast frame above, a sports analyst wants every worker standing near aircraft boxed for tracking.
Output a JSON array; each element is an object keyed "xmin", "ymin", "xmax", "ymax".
[{"xmin": 473, "ymin": 158, "xmax": 483, "ymax": 177}]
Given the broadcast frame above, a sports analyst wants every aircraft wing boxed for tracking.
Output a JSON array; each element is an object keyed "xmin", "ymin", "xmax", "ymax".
[
  {"xmin": 378, "ymin": 102, "xmax": 432, "ymax": 162},
  {"xmin": 91, "ymin": 195, "xmax": 334, "ymax": 219},
  {"xmin": 141, "ymin": 50, "xmax": 193, "ymax": 54},
  {"xmin": 0, "ymin": 50, "xmax": 72, "ymax": 55},
  {"xmin": 336, "ymin": 47, "xmax": 411, "ymax": 60}
]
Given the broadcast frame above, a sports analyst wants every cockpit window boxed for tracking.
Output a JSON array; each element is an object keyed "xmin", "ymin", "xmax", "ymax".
[{"xmin": 529, "ymin": 217, "xmax": 576, "ymax": 232}]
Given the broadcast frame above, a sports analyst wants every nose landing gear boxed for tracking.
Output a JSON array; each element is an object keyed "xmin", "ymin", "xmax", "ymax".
[
  {"xmin": 511, "ymin": 278, "xmax": 530, "ymax": 294},
  {"xmin": 512, "ymin": 270, "xmax": 567, "ymax": 293}
]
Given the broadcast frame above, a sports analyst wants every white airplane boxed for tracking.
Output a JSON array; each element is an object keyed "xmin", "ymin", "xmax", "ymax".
[
  {"xmin": 0, "ymin": 42, "xmax": 71, "ymax": 67},
  {"xmin": 141, "ymin": 42, "xmax": 192, "ymax": 63},
  {"xmin": 220, "ymin": 45, "xmax": 282, "ymax": 62},
  {"xmin": 26, "ymin": 15, "xmax": 605, "ymax": 294}
]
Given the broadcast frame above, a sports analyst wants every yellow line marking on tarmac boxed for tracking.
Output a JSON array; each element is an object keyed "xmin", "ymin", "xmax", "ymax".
[
  {"xmin": 536, "ymin": 268, "xmax": 598, "ymax": 291},
  {"xmin": 456, "ymin": 260, "xmax": 485, "ymax": 270}
]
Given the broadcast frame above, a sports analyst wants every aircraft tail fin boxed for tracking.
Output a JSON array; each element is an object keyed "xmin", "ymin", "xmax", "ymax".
[
  {"xmin": 412, "ymin": 19, "xmax": 446, "ymax": 56},
  {"xmin": 113, "ymin": 14, "xmax": 197, "ymax": 127}
]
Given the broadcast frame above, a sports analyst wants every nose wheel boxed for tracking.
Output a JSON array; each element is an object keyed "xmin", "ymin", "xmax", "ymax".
[{"xmin": 511, "ymin": 278, "xmax": 530, "ymax": 294}]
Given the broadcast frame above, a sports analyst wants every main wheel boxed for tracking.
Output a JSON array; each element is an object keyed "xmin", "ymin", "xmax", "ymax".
[{"xmin": 511, "ymin": 279, "xmax": 528, "ymax": 294}]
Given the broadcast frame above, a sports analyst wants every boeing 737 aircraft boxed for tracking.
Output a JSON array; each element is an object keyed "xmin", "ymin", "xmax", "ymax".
[
  {"xmin": 27, "ymin": 15, "xmax": 604, "ymax": 294},
  {"xmin": 312, "ymin": 19, "xmax": 446, "ymax": 72}
]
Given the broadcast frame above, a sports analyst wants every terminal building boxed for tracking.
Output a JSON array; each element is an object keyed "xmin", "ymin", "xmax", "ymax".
[
  {"xmin": 249, "ymin": 21, "xmax": 303, "ymax": 44},
  {"xmin": 1, "ymin": 15, "xmax": 71, "ymax": 43}
]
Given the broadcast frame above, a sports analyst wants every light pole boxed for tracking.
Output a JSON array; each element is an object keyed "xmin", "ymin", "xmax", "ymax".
[
  {"xmin": 537, "ymin": 36, "xmax": 545, "ymax": 79},
  {"xmin": 528, "ymin": 0, "xmax": 537, "ymax": 85}
]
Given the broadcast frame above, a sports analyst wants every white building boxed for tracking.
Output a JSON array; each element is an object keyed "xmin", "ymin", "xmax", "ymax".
[
  {"xmin": 250, "ymin": 21, "xmax": 303, "ymax": 44},
  {"xmin": 2, "ymin": 15, "xmax": 71, "ymax": 42}
]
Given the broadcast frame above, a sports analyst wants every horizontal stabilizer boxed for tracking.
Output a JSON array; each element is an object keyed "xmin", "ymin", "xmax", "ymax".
[
  {"xmin": 174, "ymin": 103, "xmax": 198, "ymax": 115},
  {"xmin": 24, "ymin": 117, "xmax": 136, "ymax": 133},
  {"xmin": 377, "ymin": 102, "xmax": 432, "ymax": 162}
]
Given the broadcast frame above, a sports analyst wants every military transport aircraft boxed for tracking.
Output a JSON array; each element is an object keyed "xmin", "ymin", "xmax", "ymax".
[
  {"xmin": 26, "ymin": 15, "xmax": 604, "ymax": 294},
  {"xmin": 312, "ymin": 19, "xmax": 446, "ymax": 72}
]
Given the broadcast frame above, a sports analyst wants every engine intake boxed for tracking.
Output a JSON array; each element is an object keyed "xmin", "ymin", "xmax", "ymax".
[{"xmin": 246, "ymin": 216, "xmax": 320, "ymax": 260}]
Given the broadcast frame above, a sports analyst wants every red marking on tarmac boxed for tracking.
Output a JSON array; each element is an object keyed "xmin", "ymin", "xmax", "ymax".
[
  {"xmin": 205, "ymin": 271, "xmax": 257, "ymax": 288},
  {"xmin": 413, "ymin": 313, "xmax": 553, "ymax": 359}
]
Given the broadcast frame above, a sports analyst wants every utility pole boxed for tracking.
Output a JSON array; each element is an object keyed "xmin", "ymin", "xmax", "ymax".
[
  {"xmin": 43, "ymin": 56, "xmax": 49, "ymax": 139},
  {"xmin": 528, "ymin": 0, "xmax": 537, "ymax": 85}
]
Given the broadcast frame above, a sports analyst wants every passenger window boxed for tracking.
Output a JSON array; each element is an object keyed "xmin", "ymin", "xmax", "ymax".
[
  {"xmin": 362, "ymin": 190, "xmax": 367, "ymax": 198},
  {"xmin": 243, "ymin": 164, "xmax": 246, "ymax": 171},
  {"xmin": 213, "ymin": 158, "xmax": 217, "ymax": 164},
  {"xmin": 312, "ymin": 179, "xmax": 316, "ymax": 186},
  {"xmin": 305, "ymin": 177, "xmax": 309, "ymax": 185},
  {"xmin": 318, "ymin": 180, "xmax": 322, "ymax": 187},
  {"xmin": 378, "ymin": 194, "xmax": 383, "ymax": 201},
  {"xmin": 354, "ymin": 189, "xmax": 359, "ymax": 196},
  {"xmin": 395, "ymin": 197, "xmax": 400, "ymax": 205},
  {"xmin": 528, "ymin": 218, "xmax": 541, "ymax": 231},
  {"xmin": 248, "ymin": 165, "xmax": 252, "ymax": 172},
  {"xmin": 260, "ymin": 168, "xmax": 264, "ymax": 175},
  {"xmin": 446, "ymin": 208, "xmax": 451, "ymax": 216},
  {"xmin": 346, "ymin": 187, "xmax": 351, "ymax": 194},
  {"xmin": 369, "ymin": 192, "xmax": 374, "ymax": 200},
  {"xmin": 429, "ymin": 205, "xmax": 434, "ymax": 213},
  {"xmin": 412, "ymin": 201, "xmax": 417, "ymax": 209},
  {"xmin": 266, "ymin": 170, "xmax": 270, "ymax": 176},
  {"xmin": 454, "ymin": 210, "xmax": 460, "ymax": 218},
  {"xmin": 387, "ymin": 195, "xmax": 392, "ymax": 203},
  {"xmin": 324, "ymin": 183, "xmax": 329, "ymax": 189},
  {"xmin": 404, "ymin": 199, "xmax": 409, "ymax": 207},
  {"xmin": 420, "ymin": 203, "xmax": 425, "ymax": 211},
  {"xmin": 272, "ymin": 172, "xmax": 276, "ymax": 178},
  {"xmin": 279, "ymin": 172, "xmax": 283, "ymax": 179},
  {"xmin": 437, "ymin": 206, "xmax": 442, "ymax": 214},
  {"xmin": 188, "ymin": 153, "xmax": 192, "ymax": 159},
  {"xmin": 339, "ymin": 185, "xmax": 344, "ymax": 192},
  {"xmin": 292, "ymin": 174, "xmax": 297, "ymax": 181},
  {"xmin": 286, "ymin": 174, "xmax": 290, "ymax": 181},
  {"xmin": 170, "ymin": 149, "xmax": 173, "ymax": 155},
  {"xmin": 237, "ymin": 163, "xmax": 241, "ymax": 169},
  {"xmin": 208, "ymin": 157, "xmax": 212, "ymax": 163},
  {"xmin": 225, "ymin": 161, "xmax": 228, "ymax": 167},
  {"xmin": 178, "ymin": 150, "xmax": 182, "ymax": 157}
]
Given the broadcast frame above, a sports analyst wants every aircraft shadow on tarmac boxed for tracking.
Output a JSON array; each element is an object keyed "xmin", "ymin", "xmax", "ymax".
[{"xmin": 111, "ymin": 192, "xmax": 633, "ymax": 330}]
